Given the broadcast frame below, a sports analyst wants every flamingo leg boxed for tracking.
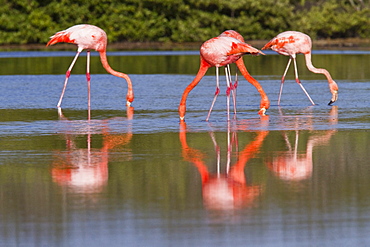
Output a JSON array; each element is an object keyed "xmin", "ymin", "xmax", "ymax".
[
  {"xmin": 233, "ymin": 72, "xmax": 238, "ymax": 116},
  {"xmin": 293, "ymin": 57, "xmax": 315, "ymax": 105},
  {"xmin": 86, "ymin": 50, "xmax": 91, "ymax": 120},
  {"xmin": 206, "ymin": 67, "xmax": 220, "ymax": 121},
  {"xmin": 57, "ymin": 49, "xmax": 82, "ymax": 108},
  {"xmin": 225, "ymin": 66, "xmax": 232, "ymax": 121},
  {"xmin": 278, "ymin": 57, "xmax": 292, "ymax": 105},
  {"xmin": 225, "ymin": 65, "xmax": 237, "ymax": 120}
]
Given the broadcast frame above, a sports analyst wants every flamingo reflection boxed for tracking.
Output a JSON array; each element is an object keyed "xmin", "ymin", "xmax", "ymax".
[
  {"xmin": 267, "ymin": 107, "xmax": 337, "ymax": 181},
  {"xmin": 180, "ymin": 122, "xmax": 268, "ymax": 210},
  {"xmin": 51, "ymin": 107, "xmax": 133, "ymax": 193}
]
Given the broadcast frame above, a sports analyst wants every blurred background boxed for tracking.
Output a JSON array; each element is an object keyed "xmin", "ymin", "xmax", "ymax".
[{"xmin": 1, "ymin": 0, "xmax": 369, "ymax": 49}]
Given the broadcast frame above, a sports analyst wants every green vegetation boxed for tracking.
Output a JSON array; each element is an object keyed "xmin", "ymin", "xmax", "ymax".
[{"xmin": 0, "ymin": 0, "xmax": 369, "ymax": 45}]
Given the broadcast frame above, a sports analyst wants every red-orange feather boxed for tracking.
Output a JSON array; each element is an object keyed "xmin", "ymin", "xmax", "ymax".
[
  {"xmin": 46, "ymin": 32, "xmax": 74, "ymax": 46},
  {"xmin": 262, "ymin": 35, "xmax": 297, "ymax": 50},
  {"xmin": 261, "ymin": 39, "xmax": 275, "ymax": 50},
  {"xmin": 228, "ymin": 42, "xmax": 264, "ymax": 56}
]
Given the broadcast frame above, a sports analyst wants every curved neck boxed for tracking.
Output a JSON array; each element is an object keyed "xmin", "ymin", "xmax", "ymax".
[
  {"xmin": 304, "ymin": 52, "xmax": 338, "ymax": 104},
  {"xmin": 304, "ymin": 52, "xmax": 333, "ymax": 82},
  {"xmin": 179, "ymin": 57, "xmax": 211, "ymax": 119},
  {"xmin": 235, "ymin": 59, "xmax": 270, "ymax": 110},
  {"xmin": 99, "ymin": 51, "xmax": 134, "ymax": 103}
]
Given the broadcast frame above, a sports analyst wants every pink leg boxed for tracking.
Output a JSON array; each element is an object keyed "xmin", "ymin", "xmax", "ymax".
[
  {"xmin": 57, "ymin": 49, "xmax": 82, "ymax": 108},
  {"xmin": 233, "ymin": 72, "xmax": 238, "ymax": 111},
  {"xmin": 278, "ymin": 57, "xmax": 292, "ymax": 105},
  {"xmin": 234, "ymin": 74, "xmax": 238, "ymax": 90},
  {"xmin": 225, "ymin": 65, "xmax": 237, "ymax": 120},
  {"xmin": 233, "ymin": 73, "xmax": 238, "ymax": 119},
  {"xmin": 225, "ymin": 65, "xmax": 233, "ymax": 121},
  {"xmin": 293, "ymin": 57, "xmax": 315, "ymax": 105},
  {"xmin": 86, "ymin": 50, "xmax": 91, "ymax": 120},
  {"xmin": 206, "ymin": 67, "xmax": 220, "ymax": 121}
]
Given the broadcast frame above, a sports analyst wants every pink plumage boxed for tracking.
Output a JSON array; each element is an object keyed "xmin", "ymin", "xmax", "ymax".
[
  {"xmin": 262, "ymin": 31, "xmax": 311, "ymax": 56},
  {"xmin": 179, "ymin": 31, "xmax": 268, "ymax": 121},
  {"xmin": 200, "ymin": 36, "xmax": 263, "ymax": 67},
  {"xmin": 47, "ymin": 24, "xmax": 134, "ymax": 112},
  {"xmin": 47, "ymin": 24, "xmax": 107, "ymax": 52},
  {"xmin": 262, "ymin": 31, "xmax": 338, "ymax": 105}
]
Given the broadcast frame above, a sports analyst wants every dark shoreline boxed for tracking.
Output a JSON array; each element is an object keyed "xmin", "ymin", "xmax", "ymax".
[{"xmin": 1, "ymin": 38, "xmax": 370, "ymax": 51}]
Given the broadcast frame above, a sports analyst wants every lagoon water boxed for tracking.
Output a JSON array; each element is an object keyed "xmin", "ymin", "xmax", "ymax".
[{"xmin": 0, "ymin": 50, "xmax": 370, "ymax": 246}]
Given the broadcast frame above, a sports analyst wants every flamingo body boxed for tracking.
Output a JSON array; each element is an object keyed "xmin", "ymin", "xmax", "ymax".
[
  {"xmin": 262, "ymin": 31, "xmax": 338, "ymax": 105},
  {"xmin": 47, "ymin": 24, "xmax": 134, "ymax": 110},
  {"xmin": 47, "ymin": 24, "xmax": 107, "ymax": 52},
  {"xmin": 201, "ymin": 36, "xmax": 262, "ymax": 67},
  {"xmin": 263, "ymin": 31, "xmax": 311, "ymax": 56},
  {"xmin": 219, "ymin": 30, "xmax": 245, "ymax": 42}
]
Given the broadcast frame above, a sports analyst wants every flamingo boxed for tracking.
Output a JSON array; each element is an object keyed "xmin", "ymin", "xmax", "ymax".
[
  {"xmin": 219, "ymin": 30, "xmax": 270, "ymax": 115},
  {"xmin": 262, "ymin": 31, "xmax": 338, "ymax": 106},
  {"xmin": 178, "ymin": 31, "xmax": 267, "ymax": 121},
  {"xmin": 46, "ymin": 24, "xmax": 134, "ymax": 112}
]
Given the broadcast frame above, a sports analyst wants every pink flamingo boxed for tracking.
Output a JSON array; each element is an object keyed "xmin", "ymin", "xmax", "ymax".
[
  {"xmin": 46, "ymin": 24, "xmax": 134, "ymax": 111},
  {"xmin": 219, "ymin": 30, "xmax": 270, "ymax": 114},
  {"xmin": 178, "ymin": 31, "xmax": 267, "ymax": 121},
  {"xmin": 262, "ymin": 31, "xmax": 338, "ymax": 106}
]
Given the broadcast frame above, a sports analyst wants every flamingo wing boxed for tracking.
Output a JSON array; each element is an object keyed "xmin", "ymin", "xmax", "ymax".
[
  {"xmin": 47, "ymin": 30, "xmax": 74, "ymax": 46},
  {"xmin": 46, "ymin": 24, "xmax": 107, "ymax": 52},
  {"xmin": 261, "ymin": 38, "xmax": 278, "ymax": 50}
]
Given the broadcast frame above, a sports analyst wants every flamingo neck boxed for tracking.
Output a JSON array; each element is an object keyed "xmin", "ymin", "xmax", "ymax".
[
  {"xmin": 235, "ymin": 59, "xmax": 270, "ymax": 112},
  {"xmin": 179, "ymin": 57, "xmax": 211, "ymax": 120},
  {"xmin": 304, "ymin": 52, "xmax": 338, "ymax": 102},
  {"xmin": 99, "ymin": 51, "xmax": 134, "ymax": 104},
  {"xmin": 304, "ymin": 52, "xmax": 333, "ymax": 82}
]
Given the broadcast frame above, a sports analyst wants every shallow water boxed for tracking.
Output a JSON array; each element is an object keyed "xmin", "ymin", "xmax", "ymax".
[{"xmin": 0, "ymin": 50, "xmax": 370, "ymax": 246}]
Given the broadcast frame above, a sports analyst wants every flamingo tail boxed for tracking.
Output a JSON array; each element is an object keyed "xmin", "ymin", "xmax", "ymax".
[
  {"xmin": 46, "ymin": 31, "xmax": 73, "ymax": 46},
  {"xmin": 261, "ymin": 39, "xmax": 277, "ymax": 50}
]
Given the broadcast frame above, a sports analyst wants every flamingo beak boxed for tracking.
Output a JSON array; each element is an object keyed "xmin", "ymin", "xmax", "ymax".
[{"xmin": 328, "ymin": 90, "xmax": 338, "ymax": 106}]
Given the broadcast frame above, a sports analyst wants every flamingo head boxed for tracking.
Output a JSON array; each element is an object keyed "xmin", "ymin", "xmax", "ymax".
[
  {"xmin": 258, "ymin": 95, "xmax": 270, "ymax": 116},
  {"xmin": 179, "ymin": 104, "xmax": 186, "ymax": 121},
  {"xmin": 328, "ymin": 80, "xmax": 338, "ymax": 105}
]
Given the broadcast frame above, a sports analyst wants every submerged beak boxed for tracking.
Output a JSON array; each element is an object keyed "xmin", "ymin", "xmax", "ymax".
[{"xmin": 328, "ymin": 90, "xmax": 338, "ymax": 106}]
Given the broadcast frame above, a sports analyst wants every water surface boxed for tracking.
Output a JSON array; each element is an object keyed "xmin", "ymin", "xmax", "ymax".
[{"xmin": 0, "ymin": 50, "xmax": 369, "ymax": 246}]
